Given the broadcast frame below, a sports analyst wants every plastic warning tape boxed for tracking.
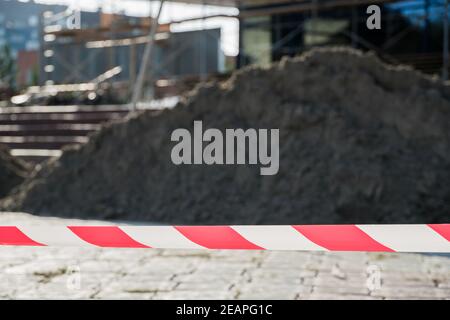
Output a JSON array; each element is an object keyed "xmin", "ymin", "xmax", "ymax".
[{"xmin": 0, "ymin": 225, "xmax": 449, "ymax": 253}]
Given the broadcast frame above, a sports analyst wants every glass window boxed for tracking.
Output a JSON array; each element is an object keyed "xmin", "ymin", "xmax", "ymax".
[
  {"xmin": 242, "ymin": 16, "xmax": 271, "ymax": 67},
  {"xmin": 28, "ymin": 15, "xmax": 39, "ymax": 27}
]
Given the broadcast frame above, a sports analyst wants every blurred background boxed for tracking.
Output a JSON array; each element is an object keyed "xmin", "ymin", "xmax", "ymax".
[{"xmin": 0, "ymin": 0, "xmax": 448, "ymax": 163}]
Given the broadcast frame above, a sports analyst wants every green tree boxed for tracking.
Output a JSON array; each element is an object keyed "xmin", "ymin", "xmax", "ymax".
[{"xmin": 0, "ymin": 44, "xmax": 15, "ymax": 89}]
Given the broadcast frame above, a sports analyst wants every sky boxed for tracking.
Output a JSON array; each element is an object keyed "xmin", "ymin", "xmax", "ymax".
[{"xmin": 27, "ymin": 0, "xmax": 239, "ymax": 56}]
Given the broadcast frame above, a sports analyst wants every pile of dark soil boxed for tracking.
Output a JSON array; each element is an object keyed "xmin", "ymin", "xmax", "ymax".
[
  {"xmin": 3, "ymin": 47, "xmax": 450, "ymax": 224},
  {"xmin": 0, "ymin": 145, "xmax": 30, "ymax": 198}
]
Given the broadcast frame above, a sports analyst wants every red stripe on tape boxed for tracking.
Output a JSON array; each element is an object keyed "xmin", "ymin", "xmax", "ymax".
[
  {"xmin": 428, "ymin": 224, "xmax": 450, "ymax": 242},
  {"xmin": 68, "ymin": 226, "xmax": 149, "ymax": 248},
  {"xmin": 175, "ymin": 226, "xmax": 263, "ymax": 250},
  {"xmin": 0, "ymin": 227, "xmax": 44, "ymax": 246},
  {"xmin": 292, "ymin": 225, "xmax": 394, "ymax": 252}
]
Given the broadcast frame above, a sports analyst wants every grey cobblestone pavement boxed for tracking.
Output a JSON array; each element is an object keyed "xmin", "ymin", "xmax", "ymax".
[{"xmin": 0, "ymin": 213, "xmax": 449, "ymax": 300}]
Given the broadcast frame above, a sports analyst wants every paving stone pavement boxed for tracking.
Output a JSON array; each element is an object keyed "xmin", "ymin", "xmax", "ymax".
[{"xmin": 0, "ymin": 213, "xmax": 449, "ymax": 300}]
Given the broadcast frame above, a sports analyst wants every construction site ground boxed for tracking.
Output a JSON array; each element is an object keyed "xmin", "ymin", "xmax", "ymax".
[{"xmin": 0, "ymin": 212, "xmax": 449, "ymax": 300}]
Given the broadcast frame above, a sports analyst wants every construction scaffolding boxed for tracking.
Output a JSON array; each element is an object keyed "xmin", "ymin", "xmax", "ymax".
[
  {"xmin": 37, "ymin": 0, "xmax": 450, "ymax": 109},
  {"xmin": 38, "ymin": 0, "xmax": 224, "ymax": 108}
]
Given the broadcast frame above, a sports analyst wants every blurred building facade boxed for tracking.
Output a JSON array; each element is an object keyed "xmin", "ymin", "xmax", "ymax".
[
  {"xmin": 0, "ymin": 0, "xmax": 102, "ymax": 88},
  {"xmin": 16, "ymin": 50, "xmax": 39, "ymax": 87},
  {"xmin": 238, "ymin": 0, "xmax": 449, "ymax": 76},
  {"xmin": 0, "ymin": 0, "xmax": 224, "ymax": 92}
]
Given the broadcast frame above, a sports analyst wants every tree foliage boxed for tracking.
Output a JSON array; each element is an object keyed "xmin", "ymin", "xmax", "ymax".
[{"xmin": 0, "ymin": 44, "xmax": 15, "ymax": 89}]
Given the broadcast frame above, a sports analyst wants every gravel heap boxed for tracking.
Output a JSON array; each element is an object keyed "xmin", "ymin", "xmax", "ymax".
[{"xmin": 3, "ymin": 47, "xmax": 450, "ymax": 224}]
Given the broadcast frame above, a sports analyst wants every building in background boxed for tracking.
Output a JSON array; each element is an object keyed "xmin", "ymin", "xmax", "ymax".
[
  {"xmin": 0, "ymin": 0, "xmax": 225, "ymax": 94},
  {"xmin": 0, "ymin": 0, "xmax": 102, "ymax": 88},
  {"xmin": 16, "ymin": 50, "xmax": 39, "ymax": 87},
  {"xmin": 238, "ymin": 0, "xmax": 449, "ymax": 76},
  {"xmin": 0, "ymin": 1, "xmax": 41, "ymax": 56},
  {"xmin": 2, "ymin": 0, "xmax": 448, "ymax": 93}
]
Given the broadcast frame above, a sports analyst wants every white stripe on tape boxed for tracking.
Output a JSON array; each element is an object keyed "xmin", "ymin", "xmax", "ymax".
[
  {"xmin": 357, "ymin": 224, "xmax": 450, "ymax": 253},
  {"xmin": 231, "ymin": 225, "xmax": 327, "ymax": 251},
  {"xmin": 17, "ymin": 226, "xmax": 92, "ymax": 247},
  {"xmin": 120, "ymin": 226, "xmax": 204, "ymax": 249}
]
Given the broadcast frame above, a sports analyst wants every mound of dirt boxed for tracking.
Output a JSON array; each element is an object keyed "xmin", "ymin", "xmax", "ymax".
[
  {"xmin": 0, "ymin": 145, "xmax": 30, "ymax": 198},
  {"xmin": 3, "ymin": 47, "xmax": 450, "ymax": 224}
]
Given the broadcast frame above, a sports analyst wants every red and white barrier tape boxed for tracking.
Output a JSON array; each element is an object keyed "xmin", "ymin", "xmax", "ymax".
[{"xmin": 0, "ymin": 224, "xmax": 449, "ymax": 252}]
